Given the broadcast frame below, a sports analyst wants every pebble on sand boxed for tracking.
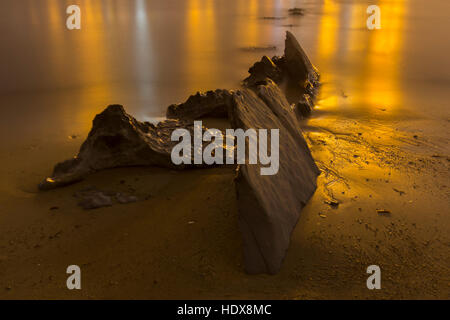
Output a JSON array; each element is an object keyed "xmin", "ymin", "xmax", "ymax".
[{"xmin": 377, "ymin": 209, "xmax": 391, "ymax": 216}]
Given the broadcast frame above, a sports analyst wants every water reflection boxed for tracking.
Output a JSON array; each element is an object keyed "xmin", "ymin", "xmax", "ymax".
[
  {"xmin": 134, "ymin": 0, "xmax": 154, "ymax": 105},
  {"xmin": 316, "ymin": 0, "xmax": 408, "ymax": 116},
  {"xmin": 46, "ymin": 0, "xmax": 65, "ymax": 78},
  {"xmin": 365, "ymin": 0, "xmax": 407, "ymax": 111},
  {"xmin": 75, "ymin": 0, "xmax": 111, "ymax": 132},
  {"xmin": 185, "ymin": 0, "xmax": 218, "ymax": 93},
  {"xmin": 239, "ymin": 0, "xmax": 259, "ymax": 47},
  {"xmin": 318, "ymin": 0, "xmax": 340, "ymax": 62},
  {"xmin": 0, "ymin": 0, "xmax": 437, "ymax": 147}
]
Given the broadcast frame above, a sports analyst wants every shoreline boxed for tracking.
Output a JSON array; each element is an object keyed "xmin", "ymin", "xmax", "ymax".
[{"xmin": 0, "ymin": 110, "xmax": 448, "ymax": 298}]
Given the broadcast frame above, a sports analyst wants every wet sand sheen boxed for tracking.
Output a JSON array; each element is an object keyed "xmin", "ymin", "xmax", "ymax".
[{"xmin": 0, "ymin": 0, "xmax": 449, "ymax": 298}]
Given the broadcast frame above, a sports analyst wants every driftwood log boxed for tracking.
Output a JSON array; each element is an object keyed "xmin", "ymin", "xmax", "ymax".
[{"xmin": 39, "ymin": 31, "xmax": 321, "ymax": 275}]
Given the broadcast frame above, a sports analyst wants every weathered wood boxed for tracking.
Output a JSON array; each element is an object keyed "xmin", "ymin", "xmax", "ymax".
[
  {"xmin": 39, "ymin": 105, "xmax": 218, "ymax": 190},
  {"xmin": 229, "ymin": 81, "xmax": 319, "ymax": 274},
  {"xmin": 166, "ymin": 89, "xmax": 233, "ymax": 120}
]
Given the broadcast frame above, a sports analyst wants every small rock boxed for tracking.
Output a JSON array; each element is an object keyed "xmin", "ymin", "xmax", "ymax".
[
  {"xmin": 49, "ymin": 206, "xmax": 59, "ymax": 210},
  {"xmin": 116, "ymin": 193, "xmax": 138, "ymax": 204},
  {"xmin": 393, "ymin": 188, "xmax": 405, "ymax": 196},
  {"xmin": 288, "ymin": 8, "xmax": 305, "ymax": 16},
  {"xmin": 377, "ymin": 209, "xmax": 391, "ymax": 216},
  {"xmin": 261, "ymin": 16, "xmax": 286, "ymax": 20},
  {"xmin": 48, "ymin": 231, "xmax": 62, "ymax": 239},
  {"xmin": 240, "ymin": 46, "xmax": 277, "ymax": 52},
  {"xmin": 325, "ymin": 200, "xmax": 339, "ymax": 207},
  {"xmin": 78, "ymin": 192, "xmax": 112, "ymax": 210}
]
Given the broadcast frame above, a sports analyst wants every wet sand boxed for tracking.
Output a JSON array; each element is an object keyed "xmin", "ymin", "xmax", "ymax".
[
  {"xmin": 0, "ymin": 0, "xmax": 449, "ymax": 299},
  {"xmin": 0, "ymin": 117, "xmax": 448, "ymax": 299}
]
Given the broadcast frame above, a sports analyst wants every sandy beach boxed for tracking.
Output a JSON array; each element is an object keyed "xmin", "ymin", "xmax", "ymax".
[
  {"xmin": 0, "ymin": 118, "xmax": 448, "ymax": 299},
  {"xmin": 0, "ymin": 0, "xmax": 449, "ymax": 299}
]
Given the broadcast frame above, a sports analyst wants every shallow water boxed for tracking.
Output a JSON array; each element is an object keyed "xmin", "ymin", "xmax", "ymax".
[
  {"xmin": 0, "ymin": 0, "xmax": 449, "ymax": 192},
  {"xmin": 1, "ymin": 0, "xmax": 449, "ymax": 143}
]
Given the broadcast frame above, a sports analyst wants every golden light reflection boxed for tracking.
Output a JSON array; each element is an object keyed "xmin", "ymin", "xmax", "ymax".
[
  {"xmin": 46, "ymin": 0, "xmax": 64, "ymax": 68},
  {"xmin": 315, "ymin": 0, "xmax": 341, "ymax": 111},
  {"xmin": 344, "ymin": 2, "xmax": 373, "ymax": 110},
  {"xmin": 76, "ymin": 0, "xmax": 111, "ymax": 133},
  {"xmin": 240, "ymin": 0, "xmax": 260, "ymax": 47},
  {"xmin": 185, "ymin": 0, "xmax": 217, "ymax": 93},
  {"xmin": 365, "ymin": 0, "xmax": 407, "ymax": 110},
  {"xmin": 348, "ymin": 2, "xmax": 369, "ymax": 53},
  {"xmin": 316, "ymin": 0, "xmax": 408, "ymax": 114},
  {"xmin": 318, "ymin": 0, "xmax": 340, "ymax": 62}
]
